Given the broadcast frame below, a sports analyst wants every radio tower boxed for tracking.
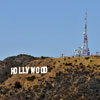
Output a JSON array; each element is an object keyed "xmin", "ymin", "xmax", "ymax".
[{"xmin": 83, "ymin": 11, "xmax": 90, "ymax": 57}]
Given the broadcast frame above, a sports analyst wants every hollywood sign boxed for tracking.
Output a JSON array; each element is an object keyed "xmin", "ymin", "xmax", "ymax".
[{"xmin": 11, "ymin": 66, "xmax": 48, "ymax": 74}]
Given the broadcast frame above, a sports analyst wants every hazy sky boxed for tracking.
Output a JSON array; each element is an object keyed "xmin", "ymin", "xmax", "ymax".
[{"xmin": 0, "ymin": 0, "xmax": 100, "ymax": 60}]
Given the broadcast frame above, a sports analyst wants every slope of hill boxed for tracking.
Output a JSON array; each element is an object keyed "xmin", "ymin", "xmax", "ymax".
[{"xmin": 0, "ymin": 55, "xmax": 100, "ymax": 100}]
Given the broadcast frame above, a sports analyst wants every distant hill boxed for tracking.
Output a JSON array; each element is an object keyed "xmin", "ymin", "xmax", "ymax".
[
  {"xmin": 0, "ymin": 55, "xmax": 100, "ymax": 100},
  {"xmin": 0, "ymin": 54, "xmax": 39, "ymax": 83},
  {"xmin": 3, "ymin": 54, "xmax": 38, "ymax": 67}
]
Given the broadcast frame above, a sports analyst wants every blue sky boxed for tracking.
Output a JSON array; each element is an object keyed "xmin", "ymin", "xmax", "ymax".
[{"xmin": 0, "ymin": 0, "xmax": 100, "ymax": 60}]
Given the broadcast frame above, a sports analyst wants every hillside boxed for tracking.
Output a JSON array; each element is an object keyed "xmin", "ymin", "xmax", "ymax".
[{"xmin": 0, "ymin": 55, "xmax": 100, "ymax": 100}]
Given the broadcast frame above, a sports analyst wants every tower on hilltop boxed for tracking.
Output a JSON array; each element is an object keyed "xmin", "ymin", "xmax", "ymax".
[
  {"xmin": 73, "ymin": 10, "xmax": 90, "ymax": 57},
  {"xmin": 83, "ymin": 11, "xmax": 90, "ymax": 57}
]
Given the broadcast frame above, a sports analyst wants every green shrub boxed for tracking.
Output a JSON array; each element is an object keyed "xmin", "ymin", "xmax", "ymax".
[
  {"xmin": 27, "ymin": 76, "xmax": 36, "ymax": 81},
  {"xmin": 14, "ymin": 81, "xmax": 22, "ymax": 89},
  {"xmin": 85, "ymin": 57, "xmax": 90, "ymax": 60},
  {"xmin": 90, "ymin": 60, "xmax": 93, "ymax": 62}
]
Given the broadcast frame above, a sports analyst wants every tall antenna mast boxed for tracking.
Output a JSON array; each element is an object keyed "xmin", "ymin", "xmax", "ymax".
[
  {"xmin": 83, "ymin": 9, "xmax": 90, "ymax": 57},
  {"xmin": 85, "ymin": 9, "xmax": 87, "ymax": 34}
]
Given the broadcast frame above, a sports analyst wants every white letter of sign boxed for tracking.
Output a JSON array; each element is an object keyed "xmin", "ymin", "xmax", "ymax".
[
  {"xmin": 41, "ymin": 66, "xmax": 47, "ymax": 74},
  {"xmin": 11, "ymin": 67, "xmax": 17, "ymax": 75}
]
